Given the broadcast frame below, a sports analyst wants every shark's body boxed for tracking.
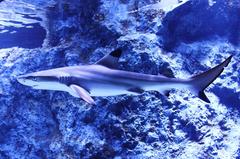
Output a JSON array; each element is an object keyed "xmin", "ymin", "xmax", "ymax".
[
  {"xmin": 17, "ymin": 49, "xmax": 233, "ymax": 104},
  {"xmin": 26, "ymin": 65, "xmax": 188, "ymax": 96}
]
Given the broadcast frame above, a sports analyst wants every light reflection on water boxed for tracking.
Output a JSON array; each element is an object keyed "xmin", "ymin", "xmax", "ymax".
[{"xmin": 0, "ymin": 0, "xmax": 46, "ymax": 48}]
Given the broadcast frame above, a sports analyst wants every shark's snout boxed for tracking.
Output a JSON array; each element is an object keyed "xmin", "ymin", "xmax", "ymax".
[
  {"xmin": 16, "ymin": 74, "xmax": 51, "ymax": 89},
  {"xmin": 17, "ymin": 75, "xmax": 24, "ymax": 79},
  {"xmin": 16, "ymin": 75, "xmax": 26, "ymax": 84}
]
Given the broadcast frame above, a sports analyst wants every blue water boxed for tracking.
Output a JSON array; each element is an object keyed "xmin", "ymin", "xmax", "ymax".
[{"xmin": 0, "ymin": 23, "xmax": 46, "ymax": 49}]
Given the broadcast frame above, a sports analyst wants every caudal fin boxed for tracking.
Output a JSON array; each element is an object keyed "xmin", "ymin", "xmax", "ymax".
[{"xmin": 190, "ymin": 56, "xmax": 233, "ymax": 103}]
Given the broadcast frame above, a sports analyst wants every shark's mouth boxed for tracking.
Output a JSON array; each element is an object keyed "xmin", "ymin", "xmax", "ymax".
[{"xmin": 32, "ymin": 85, "xmax": 38, "ymax": 88}]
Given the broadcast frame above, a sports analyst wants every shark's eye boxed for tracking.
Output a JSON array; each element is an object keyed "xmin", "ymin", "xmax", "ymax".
[{"xmin": 32, "ymin": 77, "xmax": 38, "ymax": 81}]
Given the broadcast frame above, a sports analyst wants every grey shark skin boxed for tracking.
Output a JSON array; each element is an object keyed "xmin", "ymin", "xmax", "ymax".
[{"xmin": 17, "ymin": 49, "xmax": 233, "ymax": 104}]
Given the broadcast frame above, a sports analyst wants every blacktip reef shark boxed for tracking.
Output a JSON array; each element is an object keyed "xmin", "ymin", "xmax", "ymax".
[{"xmin": 17, "ymin": 49, "xmax": 232, "ymax": 104}]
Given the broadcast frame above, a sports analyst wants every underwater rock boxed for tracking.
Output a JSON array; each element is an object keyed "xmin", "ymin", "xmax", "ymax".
[
  {"xmin": 0, "ymin": 0, "xmax": 239, "ymax": 159},
  {"xmin": 159, "ymin": 0, "xmax": 240, "ymax": 50}
]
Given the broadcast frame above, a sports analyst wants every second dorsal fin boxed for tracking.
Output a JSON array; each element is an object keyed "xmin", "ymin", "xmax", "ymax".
[{"xmin": 95, "ymin": 48, "xmax": 122, "ymax": 69}]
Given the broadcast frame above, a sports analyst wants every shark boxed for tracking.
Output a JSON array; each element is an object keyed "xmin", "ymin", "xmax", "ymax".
[{"xmin": 17, "ymin": 49, "xmax": 232, "ymax": 104}]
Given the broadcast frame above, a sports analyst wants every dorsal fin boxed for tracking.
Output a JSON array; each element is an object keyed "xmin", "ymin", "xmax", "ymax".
[
  {"xmin": 95, "ymin": 48, "xmax": 122, "ymax": 69},
  {"xmin": 158, "ymin": 73, "xmax": 168, "ymax": 78},
  {"xmin": 158, "ymin": 72, "xmax": 175, "ymax": 78}
]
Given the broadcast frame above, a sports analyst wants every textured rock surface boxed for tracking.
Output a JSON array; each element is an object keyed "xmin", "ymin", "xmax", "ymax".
[
  {"xmin": 0, "ymin": 0, "xmax": 239, "ymax": 158},
  {"xmin": 159, "ymin": 0, "xmax": 240, "ymax": 50}
]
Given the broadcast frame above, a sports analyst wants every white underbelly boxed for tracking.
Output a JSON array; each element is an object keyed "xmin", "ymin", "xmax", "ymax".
[
  {"xmin": 33, "ymin": 82, "xmax": 73, "ymax": 94},
  {"xmin": 88, "ymin": 83, "xmax": 131, "ymax": 96},
  {"xmin": 90, "ymin": 89, "xmax": 129, "ymax": 96}
]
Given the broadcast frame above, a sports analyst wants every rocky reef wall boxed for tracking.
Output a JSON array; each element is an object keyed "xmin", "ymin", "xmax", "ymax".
[{"xmin": 0, "ymin": 0, "xmax": 239, "ymax": 158}]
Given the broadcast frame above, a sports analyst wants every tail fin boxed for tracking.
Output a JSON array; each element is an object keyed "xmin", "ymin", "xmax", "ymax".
[{"xmin": 190, "ymin": 56, "xmax": 233, "ymax": 103}]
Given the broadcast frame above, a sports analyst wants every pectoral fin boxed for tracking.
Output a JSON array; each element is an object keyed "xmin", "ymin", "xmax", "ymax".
[{"xmin": 70, "ymin": 84, "xmax": 95, "ymax": 104}]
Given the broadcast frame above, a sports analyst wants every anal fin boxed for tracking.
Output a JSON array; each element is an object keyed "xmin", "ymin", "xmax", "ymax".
[
  {"xmin": 127, "ymin": 87, "xmax": 144, "ymax": 94},
  {"xmin": 163, "ymin": 90, "xmax": 171, "ymax": 97},
  {"xmin": 70, "ymin": 84, "xmax": 95, "ymax": 105}
]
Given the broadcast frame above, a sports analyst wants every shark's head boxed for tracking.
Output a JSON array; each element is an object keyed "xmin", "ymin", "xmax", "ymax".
[{"xmin": 17, "ymin": 73, "xmax": 59, "ymax": 90}]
